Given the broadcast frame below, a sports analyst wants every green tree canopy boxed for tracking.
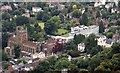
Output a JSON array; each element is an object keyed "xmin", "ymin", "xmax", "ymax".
[
  {"xmin": 15, "ymin": 16, "xmax": 29, "ymax": 26},
  {"xmin": 55, "ymin": 57, "xmax": 70, "ymax": 70},
  {"xmin": 85, "ymin": 34, "xmax": 97, "ymax": 54},
  {"xmin": 111, "ymin": 43, "xmax": 120, "ymax": 54},
  {"xmin": 99, "ymin": 21, "xmax": 105, "ymax": 33},
  {"xmin": 74, "ymin": 34, "xmax": 85, "ymax": 45},
  {"xmin": 96, "ymin": 11, "xmax": 101, "ymax": 18},
  {"xmin": 44, "ymin": 19, "xmax": 58, "ymax": 35},
  {"xmin": 72, "ymin": 9, "xmax": 82, "ymax": 18},
  {"xmin": 14, "ymin": 45, "xmax": 20, "ymax": 58},
  {"xmin": 81, "ymin": 13, "xmax": 89, "ymax": 26}
]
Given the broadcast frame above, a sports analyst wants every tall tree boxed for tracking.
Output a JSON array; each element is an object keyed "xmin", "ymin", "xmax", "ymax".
[
  {"xmin": 85, "ymin": 34, "xmax": 97, "ymax": 54},
  {"xmin": 81, "ymin": 13, "xmax": 89, "ymax": 26},
  {"xmin": 2, "ymin": 32, "xmax": 8, "ymax": 49},
  {"xmin": 14, "ymin": 45, "xmax": 20, "ymax": 58},
  {"xmin": 99, "ymin": 21, "xmax": 105, "ymax": 33}
]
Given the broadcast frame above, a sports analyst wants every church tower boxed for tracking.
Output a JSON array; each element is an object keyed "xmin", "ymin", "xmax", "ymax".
[{"xmin": 16, "ymin": 26, "xmax": 28, "ymax": 44}]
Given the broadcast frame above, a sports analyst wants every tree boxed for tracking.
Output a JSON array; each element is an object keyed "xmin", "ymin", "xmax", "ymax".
[
  {"xmin": 64, "ymin": 40, "xmax": 76, "ymax": 50},
  {"xmin": 68, "ymin": 49, "xmax": 80, "ymax": 57},
  {"xmin": 90, "ymin": 45, "xmax": 103, "ymax": 56},
  {"xmin": 2, "ymin": 21, "xmax": 16, "ymax": 32},
  {"xmin": 35, "ymin": 60, "xmax": 50, "ymax": 72},
  {"xmin": 44, "ymin": 20, "xmax": 58, "ymax": 35},
  {"xmin": 14, "ymin": 45, "xmax": 20, "ymax": 58},
  {"xmin": 81, "ymin": 13, "xmax": 89, "ymax": 26},
  {"xmin": 42, "ymin": 14, "xmax": 50, "ymax": 22},
  {"xmin": 116, "ymin": 20, "xmax": 120, "ymax": 26},
  {"xmin": 47, "ymin": 56, "xmax": 57, "ymax": 70},
  {"xmin": 36, "ymin": 12, "xmax": 44, "ymax": 20},
  {"xmin": 85, "ymin": 34, "xmax": 97, "ymax": 54},
  {"xmin": 72, "ymin": 9, "xmax": 82, "ymax": 18},
  {"xmin": 111, "ymin": 43, "xmax": 120, "ymax": 54},
  {"xmin": 2, "ymin": 12, "xmax": 11, "ymax": 20},
  {"xmin": 51, "ymin": 9, "xmax": 60, "ymax": 16},
  {"xmin": 59, "ymin": 13, "xmax": 64, "ymax": 23},
  {"xmin": 2, "ymin": 51, "xmax": 8, "ymax": 61},
  {"xmin": 111, "ymin": 53, "xmax": 120, "ymax": 70},
  {"xmin": 68, "ymin": 64, "xmax": 78, "ymax": 71},
  {"xmin": 96, "ymin": 11, "xmax": 101, "ymax": 18},
  {"xmin": 61, "ymin": 8, "xmax": 68, "ymax": 16},
  {"xmin": 15, "ymin": 16, "xmax": 29, "ymax": 26},
  {"xmin": 106, "ymin": 32, "xmax": 113, "ymax": 38},
  {"xmin": 2, "ymin": 32, "xmax": 9, "ymax": 49},
  {"xmin": 99, "ymin": 21, "xmax": 105, "ymax": 33},
  {"xmin": 50, "ymin": 16, "xmax": 61, "ymax": 28},
  {"xmin": 55, "ymin": 57, "xmax": 70, "ymax": 70},
  {"xmin": 74, "ymin": 34, "xmax": 85, "ymax": 45}
]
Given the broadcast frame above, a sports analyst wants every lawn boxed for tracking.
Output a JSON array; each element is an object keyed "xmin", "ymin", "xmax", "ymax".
[
  {"xmin": 55, "ymin": 29, "xmax": 69, "ymax": 36},
  {"xmin": 38, "ymin": 22, "xmax": 44, "ymax": 29}
]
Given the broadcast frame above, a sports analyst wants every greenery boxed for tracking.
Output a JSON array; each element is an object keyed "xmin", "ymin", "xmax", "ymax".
[
  {"xmin": 74, "ymin": 34, "xmax": 85, "ymax": 45},
  {"xmin": 99, "ymin": 21, "xmax": 105, "ymax": 33},
  {"xmin": 15, "ymin": 16, "xmax": 29, "ymax": 26},
  {"xmin": 54, "ymin": 29, "xmax": 69, "ymax": 36},
  {"xmin": 72, "ymin": 9, "xmax": 82, "ymax": 18},
  {"xmin": 38, "ymin": 22, "xmax": 44, "ymax": 29},
  {"xmin": 14, "ymin": 45, "xmax": 20, "ymax": 58},
  {"xmin": 80, "ymin": 13, "xmax": 89, "ymax": 26}
]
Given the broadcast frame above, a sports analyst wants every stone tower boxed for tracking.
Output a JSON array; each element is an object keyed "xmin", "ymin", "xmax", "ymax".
[{"xmin": 16, "ymin": 26, "xmax": 28, "ymax": 44}]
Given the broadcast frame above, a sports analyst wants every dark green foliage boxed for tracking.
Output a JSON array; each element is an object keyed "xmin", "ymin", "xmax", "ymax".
[
  {"xmin": 44, "ymin": 20, "xmax": 58, "ymax": 35},
  {"xmin": 111, "ymin": 43, "xmax": 120, "ymax": 54},
  {"xmin": 68, "ymin": 50, "xmax": 80, "ymax": 57},
  {"xmin": 64, "ymin": 40, "xmax": 76, "ymax": 50},
  {"xmin": 74, "ymin": 34, "xmax": 85, "ymax": 45},
  {"xmin": 2, "ymin": 12, "xmax": 11, "ymax": 20},
  {"xmin": 85, "ymin": 34, "xmax": 97, "ymax": 54},
  {"xmin": 2, "ymin": 21, "xmax": 16, "ymax": 32},
  {"xmin": 2, "ymin": 51, "xmax": 8, "ymax": 61},
  {"xmin": 35, "ymin": 60, "xmax": 50, "ymax": 72},
  {"xmin": 14, "ymin": 45, "xmax": 20, "ymax": 58},
  {"xmin": 81, "ymin": 13, "xmax": 89, "ymax": 26},
  {"xmin": 72, "ymin": 9, "xmax": 82, "ymax": 18},
  {"xmin": 2, "ymin": 32, "xmax": 9, "ymax": 49},
  {"xmin": 96, "ymin": 11, "xmax": 101, "ymax": 18},
  {"xmin": 36, "ymin": 12, "xmax": 43, "ymax": 20},
  {"xmin": 15, "ymin": 16, "xmax": 29, "ymax": 26},
  {"xmin": 99, "ymin": 21, "xmax": 105, "ymax": 33}
]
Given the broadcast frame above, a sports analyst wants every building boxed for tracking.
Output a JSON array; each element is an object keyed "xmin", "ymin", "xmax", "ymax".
[
  {"xmin": 5, "ymin": 26, "xmax": 40, "ymax": 57},
  {"xmin": 78, "ymin": 43, "xmax": 85, "ymax": 52},
  {"xmin": 70, "ymin": 25, "xmax": 99, "ymax": 37},
  {"xmin": 97, "ymin": 35, "xmax": 114, "ymax": 47},
  {"xmin": 41, "ymin": 39, "xmax": 64, "ymax": 55},
  {"xmin": 32, "ymin": 7, "xmax": 43, "ymax": 12},
  {"xmin": 1, "ymin": 5, "xmax": 12, "ymax": 11},
  {"xmin": 58, "ymin": 4, "xmax": 65, "ymax": 10}
]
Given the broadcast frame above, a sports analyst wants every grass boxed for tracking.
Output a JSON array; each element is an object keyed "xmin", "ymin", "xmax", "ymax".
[
  {"xmin": 55, "ymin": 29, "xmax": 69, "ymax": 36},
  {"xmin": 38, "ymin": 22, "xmax": 44, "ymax": 29}
]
